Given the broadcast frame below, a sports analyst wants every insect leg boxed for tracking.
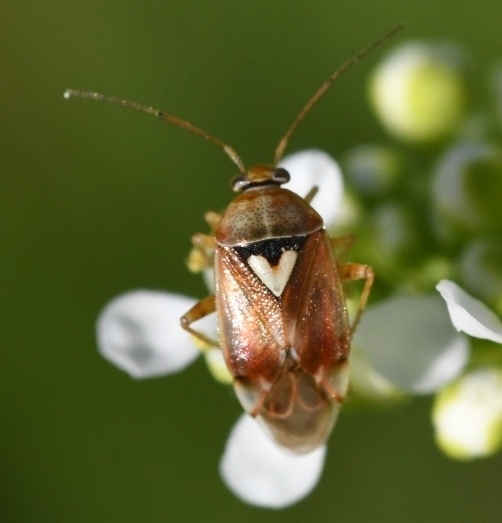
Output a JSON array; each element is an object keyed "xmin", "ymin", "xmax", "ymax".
[
  {"xmin": 180, "ymin": 294, "xmax": 219, "ymax": 348},
  {"xmin": 186, "ymin": 212, "xmax": 222, "ymax": 272},
  {"xmin": 303, "ymin": 186, "xmax": 319, "ymax": 204},
  {"xmin": 187, "ymin": 233, "xmax": 216, "ymax": 272},
  {"xmin": 203, "ymin": 211, "xmax": 222, "ymax": 233},
  {"xmin": 338, "ymin": 262, "xmax": 374, "ymax": 337}
]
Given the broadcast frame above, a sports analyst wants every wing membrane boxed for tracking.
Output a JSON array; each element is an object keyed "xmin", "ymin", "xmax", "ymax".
[
  {"xmin": 282, "ymin": 230, "xmax": 350, "ymax": 373},
  {"xmin": 215, "ymin": 246, "xmax": 285, "ymax": 382}
]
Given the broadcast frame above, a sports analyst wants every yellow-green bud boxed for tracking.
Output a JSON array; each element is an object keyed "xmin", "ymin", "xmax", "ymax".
[
  {"xmin": 432, "ymin": 368, "xmax": 502, "ymax": 460},
  {"xmin": 369, "ymin": 42, "xmax": 467, "ymax": 143}
]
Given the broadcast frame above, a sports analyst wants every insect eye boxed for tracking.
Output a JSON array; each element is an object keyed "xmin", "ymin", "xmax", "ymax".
[
  {"xmin": 230, "ymin": 167, "xmax": 291, "ymax": 193},
  {"xmin": 230, "ymin": 174, "xmax": 249, "ymax": 192},
  {"xmin": 272, "ymin": 168, "xmax": 290, "ymax": 185}
]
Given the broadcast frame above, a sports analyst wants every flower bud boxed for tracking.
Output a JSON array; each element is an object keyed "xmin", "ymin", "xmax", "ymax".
[
  {"xmin": 369, "ymin": 42, "xmax": 467, "ymax": 143},
  {"xmin": 432, "ymin": 368, "xmax": 502, "ymax": 460}
]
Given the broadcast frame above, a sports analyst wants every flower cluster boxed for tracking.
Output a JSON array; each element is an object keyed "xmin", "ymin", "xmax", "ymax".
[
  {"xmin": 355, "ymin": 39, "xmax": 502, "ymax": 462},
  {"xmin": 96, "ymin": 39, "xmax": 502, "ymax": 508}
]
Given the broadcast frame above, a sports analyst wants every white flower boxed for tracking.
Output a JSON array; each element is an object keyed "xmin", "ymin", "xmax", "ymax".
[
  {"xmin": 220, "ymin": 415, "xmax": 326, "ymax": 508},
  {"xmin": 95, "ymin": 150, "xmax": 343, "ymax": 507},
  {"xmin": 353, "ymin": 294, "xmax": 469, "ymax": 395},
  {"xmin": 432, "ymin": 368, "xmax": 502, "ymax": 459},
  {"xmin": 280, "ymin": 149, "xmax": 343, "ymax": 228},
  {"xmin": 97, "ymin": 291, "xmax": 201, "ymax": 378},
  {"xmin": 436, "ymin": 280, "xmax": 502, "ymax": 343},
  {"xmin": 433, "ymin": 280, "xmax": 502, "ymax": 459}
]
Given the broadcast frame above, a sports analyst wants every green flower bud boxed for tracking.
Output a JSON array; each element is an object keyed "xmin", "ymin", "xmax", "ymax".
[
  {"xmin": 432, "ymin": 368, "xmax": 502, "ymax": 460},
  {"xmin": 369, "ymin": 42, "xmax": 467, "ymax": 143}
]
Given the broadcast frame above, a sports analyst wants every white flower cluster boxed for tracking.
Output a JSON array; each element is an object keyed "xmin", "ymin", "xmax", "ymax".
[
  {"xmin": 96, "ymin": 149, "xmax": 502, "ymax": 508},
  {"xmin": 366, "ymin": 39, "xmax": 502, "ymax": 462}
]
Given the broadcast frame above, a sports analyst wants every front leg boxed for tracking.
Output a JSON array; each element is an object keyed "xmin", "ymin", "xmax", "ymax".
[
  {"xmin": 180, "ymin": 294, "xmax": 219, "ymax": 348},
  {"xmin": 187, "ymin": 233, "xmax": 216, "ymax": 273},
  {"xmin": 186, "ymin": 211, "xmax": 222, "ymax": 273}
]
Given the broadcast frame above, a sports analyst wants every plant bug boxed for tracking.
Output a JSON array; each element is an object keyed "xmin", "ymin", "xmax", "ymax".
[{"xmin": 65, "ymin": 25, "xmax": 402, "ymax": 454}]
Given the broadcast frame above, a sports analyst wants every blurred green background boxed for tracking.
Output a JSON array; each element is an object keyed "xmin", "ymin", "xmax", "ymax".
[{"xmin": 2, "ymin": 1, "xmax": 501, "ymax": 521}]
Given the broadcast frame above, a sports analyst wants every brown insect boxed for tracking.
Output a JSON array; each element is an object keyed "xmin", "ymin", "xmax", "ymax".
[{"xmin": 65, "ymin": 25, "xmax": 402, "ymax": 454}]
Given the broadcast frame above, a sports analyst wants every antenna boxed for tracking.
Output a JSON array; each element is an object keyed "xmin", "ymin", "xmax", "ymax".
[
  {"xmin": 273, "ymin": 24, "xmax": 404, "ymax": 165},
  {"xmin": 63, "ymin": 90, "xmax": 246, "ymax": 173}
]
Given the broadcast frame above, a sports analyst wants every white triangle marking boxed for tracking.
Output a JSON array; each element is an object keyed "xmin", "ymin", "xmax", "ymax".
[{"xmin": 247, "ymin": 251, "xmax": 298, "ymax": 297}]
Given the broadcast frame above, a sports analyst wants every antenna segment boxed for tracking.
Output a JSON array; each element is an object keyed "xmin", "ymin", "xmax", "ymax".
[
  {"xmin": 273, "ymin": 24, "xmax": 404, "ymax": 165},
  {"xmin": 63, "ymin": 89, "xmax": 246, "ymax": 173},
  {"xmin": 64, "ymin": 25, "xmax": 403, "ymax": 176}
]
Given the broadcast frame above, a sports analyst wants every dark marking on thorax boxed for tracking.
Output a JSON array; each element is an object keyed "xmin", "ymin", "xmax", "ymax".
[{"xmin": 235, "ymin": 236, "xmax": 306, "ymax": 266}]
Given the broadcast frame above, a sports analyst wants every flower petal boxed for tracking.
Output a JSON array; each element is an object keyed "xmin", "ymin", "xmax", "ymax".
[
  {"xmin": 354, "ymin": 294, "xmax": 469, "ymax": 393},
  {"xmin": 280, "ymin": 149, "xmax": 343, "ymax": 228},
  {"xmin": 436, "ymin": 280, "xmax": 502, "ymax": 343},
  {"xmin": 220, "ymin": 414, "xmax": 326, "ymax": 508},
  {"xmin": 204, "ymin": 348, "xmax": 233, "ymax": 384},
  {"xmin": 432, "ymin": 368, "xmax": 502, "ymax": 459},
  {"xmin": 97, "ymin": 290, "xmax": 201, "ymax": 378},
  {"xmin": 349, "ymin": 347, "xmax": 405, "ymax": 404}
]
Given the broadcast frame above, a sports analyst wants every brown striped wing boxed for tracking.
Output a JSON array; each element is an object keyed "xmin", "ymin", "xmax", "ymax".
[
  {"xmin": 215, "ymin": 246, "xmax": 286, "ymax": 382},
  {"xmin": 281, "ymin": 230, "xmax": 350, "ymax": 374}
]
